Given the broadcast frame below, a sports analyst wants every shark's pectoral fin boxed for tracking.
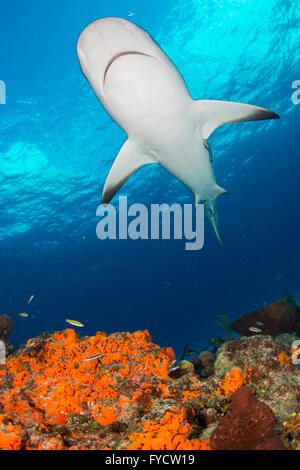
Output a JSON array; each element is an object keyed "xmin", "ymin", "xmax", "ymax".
[
  {"xmin": 102, "ymin": 139, "xmax": 157, "ymax": 203},
  {"xmin": 195, "ymin": 99, "xmax": 280, "ymax": 139}
]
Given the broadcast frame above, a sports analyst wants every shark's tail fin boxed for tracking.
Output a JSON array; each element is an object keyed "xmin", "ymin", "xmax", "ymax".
[
  {"xmin": 210, "ymin": 209, "xmax": 225, "ymax": 248},
  {"xmin": 196, "ymin": 186, "xmax": 228, "ymax": 247},
  {"xmin": 194, "ymin": 99, "xmax": 280, "ymax": 139}
]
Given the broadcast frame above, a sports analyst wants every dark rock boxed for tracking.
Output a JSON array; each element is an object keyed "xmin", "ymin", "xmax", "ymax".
[
  {"xmin": 198, "ymin": 351, "xmax": 215, "ymax": 377},
  {"xmin": 231, "ymin": 297, "xmax": 300, "ymax": 337},
  {"xmin": 0, "ymin": 314, "xmax": 13, "ymax": 338},
  {"xmin": 0, "ymin": 314, "xmax": 13, "ymax": 355},
  {"xmin": 190, "ymin": 358, "xmax": 201, "ymax": 370}
]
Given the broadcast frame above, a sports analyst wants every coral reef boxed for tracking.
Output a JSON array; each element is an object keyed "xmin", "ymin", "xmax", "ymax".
[
  {"xmin": 213, "ymin": 335, "xmax": 300, "ymax": 422},
  {"xmin": 168, "ymin": 359, "xmax": 195, "ymax": 379},
  {"xmin": 282, "ymin": 412, "xmax": 300, "ymax": 450},
  {"xmin": 0, "ymin": 328, "xmax": 297, "ymax": 450},
  {"xmin": 0, "ymin": 329, "xmax": 210, "ymax": 450},
  {"xmin": 210, "ymin": 386, "xmax": 285, "ymax": 450},
  {"xmin": 275, "ymin": 332, "xmax": 300, "ymax": 349},
  {"xmin": 231, "ymin": 295, "xmax": 300, "ymax": 337},
  {"xmin": 197, "ymin": 351, "xmax": 215, "ymax": 377}
]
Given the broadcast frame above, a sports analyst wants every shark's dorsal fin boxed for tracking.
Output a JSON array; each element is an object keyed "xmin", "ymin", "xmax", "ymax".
[
  {"xmin": 195, "ymin": 100, "xmax": 280, "ymax": 139},
  {"xmin": 102, "ymin": 139, "xmax": 157, "ymax": 203}
]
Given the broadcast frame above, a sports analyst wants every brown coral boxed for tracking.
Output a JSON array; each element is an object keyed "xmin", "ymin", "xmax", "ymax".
[{"xmin": 210, "ymin": 386, "xmax": 285, "ymax": 450}]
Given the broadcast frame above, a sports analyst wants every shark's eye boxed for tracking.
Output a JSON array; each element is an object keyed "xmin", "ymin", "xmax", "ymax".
[{"xmin": 203, "ymin": 140, "xmax": 213, "ymax": 162}]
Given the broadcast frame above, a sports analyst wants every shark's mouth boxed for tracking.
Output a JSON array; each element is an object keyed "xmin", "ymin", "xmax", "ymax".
[{"xmin": 103, "ymin": 51, "xmax": 151, "ymax": 84}]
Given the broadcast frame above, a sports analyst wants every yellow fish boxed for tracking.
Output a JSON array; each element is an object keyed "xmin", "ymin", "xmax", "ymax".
[
  {"xmin": 249, "ymin": 326, "xmax": 262, "ymax": 333},
  {"xmin": 65, "ymin": 319, "xmax": 84, "ymax": 327},
  {"xmin": 19, "ymin": 313, "xmax": 29, "ymax": 317},
  {"xmin": 28, "ymin": 295, "xmax": 34, "ymax": 304}
]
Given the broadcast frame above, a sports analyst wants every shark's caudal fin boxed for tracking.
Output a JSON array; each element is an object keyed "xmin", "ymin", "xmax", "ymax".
[
  {"xmin": 209, "ymin": 190, "xmax": 227, "ymax": 248},
  {"xmin": 102, "ymin": 139, "xmax": 157, "ymax": 203},
  {"xmin": 195, "ymin": 100, "xmax": 280, "ymax": 139},
  {"xmin": 196, "ymin": 187, "xmax": 228, "ymax": 248},
  {"xmin": 210, "ymin": 210, "xmax": 225, "ymax": 248}
]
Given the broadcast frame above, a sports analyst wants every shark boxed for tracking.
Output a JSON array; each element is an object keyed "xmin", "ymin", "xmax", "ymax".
[{"xmin": 77, "ymin": 17, "xmax": 279, "ymax": 246}]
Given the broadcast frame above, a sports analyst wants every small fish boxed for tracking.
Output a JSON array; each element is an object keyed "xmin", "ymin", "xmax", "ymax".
[
  {"xmin": 65, "ymin": 319, "xmax": 84, "ymax": 327},
  {"xmin": 165, "ymin": 281, "xmax": 171, "ymax": 286},
  {"xmin": 28, "ymin": 295, "xmax": 34, "ymax": 304},
  {"xmin": 187, "ymin": 349, "xmax": 196, "ymax": 356},
  {"xmin": 127, "ymin": 11, "xmax": 134, "ymax": 17},
  {"xmin": 256, "ymin": 321, "xmax": 264, "ymax": 326},
  {"xmin": 168, "ymin": 361, "xmax": 180, "ymax": 374},
  {"xmin": 19, "ymin": 313, "xmax": 29, "ymax": 317},
  {"xmin": 249, "ymin": 326, "xmax": 262, "ymax": 333},
  {"xmin": 84, "ymin": 353, "xmax": 102, "ymax": 362}
]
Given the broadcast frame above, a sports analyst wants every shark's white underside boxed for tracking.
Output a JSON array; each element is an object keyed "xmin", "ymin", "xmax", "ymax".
[{"xmin": 77, "ymin": 17, "xmax": 279, "ymax": 246}]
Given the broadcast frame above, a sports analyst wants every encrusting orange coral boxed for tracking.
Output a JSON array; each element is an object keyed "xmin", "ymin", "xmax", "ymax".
[
  {"xmin": 278, "ymin": 351, "xmax": 290, "ymax": 368},
  {"xmin": 126, "ymin": 407, "xmax": 210, "ymax": 450},
  {"xmin": 216, "ymin": 369, "xmax": 245, "ymax": 396},
  {"xmin": 0, "ymin": 329, "xmax": 212, "ymax": 450}
]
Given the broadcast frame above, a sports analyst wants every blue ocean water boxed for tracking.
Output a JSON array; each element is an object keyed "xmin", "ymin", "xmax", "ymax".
[{"xmin": 0, "ymin": 0, "xmax": 299, "ymax": 357}]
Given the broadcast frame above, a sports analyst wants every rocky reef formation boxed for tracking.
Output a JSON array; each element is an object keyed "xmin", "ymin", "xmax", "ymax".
[
  {"xmin": 231, "ymin": 295, "xmax": 300, "ymax": 337},
  {"xmin": 0, "ymin": 328, "xmax": 298, "ymax": 450},
  {"xmin": 213, "ymin": 334, "xmax": 300, "ymax": 422}
]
